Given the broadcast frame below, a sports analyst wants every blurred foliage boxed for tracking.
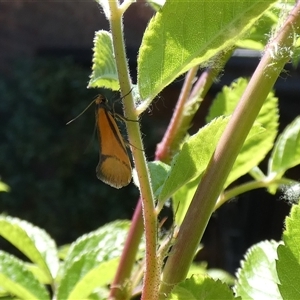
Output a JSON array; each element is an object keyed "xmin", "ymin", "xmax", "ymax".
[{"xmin": 0, "ymin": 57, "xmax": 140, "ymax": 245}]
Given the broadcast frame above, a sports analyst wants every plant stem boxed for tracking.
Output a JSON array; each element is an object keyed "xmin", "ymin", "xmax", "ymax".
[
  {"xmin": 159, "ymin": 4, "xmax": 300, "ymax": 296},
  {"xmin": 188, "ymin": 50, "xmax": 233, "ymax": 101},
  {"xmin": 111, "ymin": 38, "xmax": 232, "ymax": 300},
  {"xmin": 155, "ymin": 51, "xmax": 233, "ymax": 165},
  {"xmin": 110, "ymin": 200, "xmax": 144, "ymax": 299},
  {"xmin": 155, "ymin": 67, "xmax": 198, "ymax": 163},
  {"xmin": 215, "ymin": 177, "xmax": 295, "ymax": 210},
  {"xmin": 108, "ymin": 1, "xmax": 159, "ymax": 299}
]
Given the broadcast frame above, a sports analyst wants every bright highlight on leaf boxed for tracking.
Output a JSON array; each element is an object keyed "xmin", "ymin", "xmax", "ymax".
[{"xmin": 234, "ymin": 240, "xmax": 281, "ymax": 300}]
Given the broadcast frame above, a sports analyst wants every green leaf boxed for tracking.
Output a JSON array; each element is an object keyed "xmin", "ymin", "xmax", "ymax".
[
  {"xmin": 0, "ymin": 287, "xmax": 10, "ymax": 299},
  {"xmin": 173, "ymin": 176, "xmax": 199, "ymax": 226},
  {"xmin": 277, "ymin": 245, "xmax": 300, "ymax": 299},
  {"xmin": 207, "ymin": 78, "xmax": 279, "ymax": 187},
  {"xmin": 138, "ymin": 0, "xmax": 276, "ymax": 102},
  {"xmin": 57, "ymin": 255, "xmax": 119, "ymax": 300},
  {"xmin": 24, "ymin": 263, "xmax": 51, "ymax": 284},
  {"xmin": 88, "ymin": 30, "xmax": 119, "ymax": 91},
  {"xmin": 168, "ymin": 275, "xmax": 236, "ymax": 300},
  {"xmin": 276, "ymin": 202, "xmax": 300, "ymax": 299},
  {"xmin": 0, "ymin": 251, "xmax": 50, "ymax": 300},
  {"xmin": 188, "ymin": 263, "xmax": 235, "ymax": 286},
  {"xmin": 62, "ymin": 220, "xmax": 130, "ymax": 271},
  {"xmin": 234, "ymin": 240, "xmax": 281, "ymax": 300},
  {"xmin": 236, "ymin": 8, "xmax": 281, "ymax": 50},
  {"xmin": 58, "ymin": 244, "xmax": 71, "ymax": 260},
  {"xmin": 159, "ymin": 116, "xmax": 266, "ymax": 205},
  {"xmin": 0, "ymin": 181, "xmax": 10, "ymax": 192},
  {"xmin": 57, "ymin": 221, "xmax": 132, "ymax": 299},
  {"xmin": 292, "ymin": 36, "xmax": 300, "ymax": 67},
  {"xmin": 249, "ymin": 166, "xmax": 267, "ymax": 181},
  {"xmin": 187, "ymin": 262, "xmax": 207, "ymax": 278},
  {"xmin": 88, "ymin": 287, "xmax": 109, "ymax": 300},
  {"xmin": 147, "ymin": 0, "xmax": 165, "ymax": 11},
  {"xmin": 0, "ymin": 215, "xmax": 59, "ymax": 281},
  {"xmin": 226, "ymin": 124, "xmax": 267, "ymax": 186},
  {"xmin": 148, "ymin": 161, "xmax": 171, "ymax": 197},
  {"xmin": 268, "ymin": 116, "xmax": 300, "ymax": 179},
  {"xmin": 67, "ymin": 258, "xmax": 118, "ymax": 299},
  {"xmin": 206, "ymin": 269, "xmax": 235, "ymax": 286},
  {"xmin": 158, "ymin": 116, "xmax": 229, "ymax": 203}
]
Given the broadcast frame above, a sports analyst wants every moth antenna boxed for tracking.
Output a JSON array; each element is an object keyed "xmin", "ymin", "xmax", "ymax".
[{"xmin": 66, "ymin": 98, "xmax": 96, "ymax": 125}]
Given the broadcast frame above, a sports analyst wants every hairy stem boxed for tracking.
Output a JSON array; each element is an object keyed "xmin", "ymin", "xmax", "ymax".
[{"xmin": 108, "ymin": 1, "xmax": 159, "ymax": 299}]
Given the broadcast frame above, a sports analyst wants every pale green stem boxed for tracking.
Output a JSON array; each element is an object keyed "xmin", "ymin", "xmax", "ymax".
[
  {"xmin": 108, "ymin": 1, "xmax": 159, "ymax": 300},
  {"xmin": 119, "ymin": 0, "xmax": 134, "ymax": 14},
  {"xmin": 215, "ymin": 177, "xmax": 295, "ymax": 210}
]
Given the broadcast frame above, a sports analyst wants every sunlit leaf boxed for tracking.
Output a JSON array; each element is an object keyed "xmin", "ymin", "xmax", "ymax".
[
  {"xmin": 138, "ymin": 0, "xmax": 276, "ymax": 104},
  {"xmin": 168, "ymin": 275, "xmax": 236, "ymax": 300},
  {"xmin": 268, "ymin": 116, "xmax": 300, "ymax": 179},
  {"xmin": 0, "ymin": 215, "xmax": 59, "ymax": 281},
  {"xmin": 234, "ymin": 240, "xmax": 281, "ymax": 299},
  {"xmin": 0, "ymin": 251, "xmax": 50, "ymax": 300},
  {"xmin": 88, "ymin": 31, "xmax": 119, "ymax": 91}
]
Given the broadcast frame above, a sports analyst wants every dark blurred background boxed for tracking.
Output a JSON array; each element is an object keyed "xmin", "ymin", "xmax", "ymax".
[{"xmin": 0, "ymin": 1, "xmax": 299, "ymax": 275}]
